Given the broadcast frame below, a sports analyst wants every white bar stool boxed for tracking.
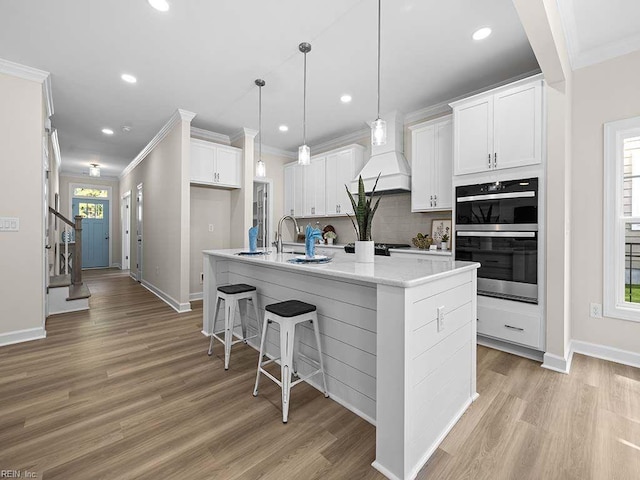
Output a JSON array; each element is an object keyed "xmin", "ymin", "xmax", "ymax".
[
  {"xmin": 252, "ymin": 299, "xmax": 329, "ymax": 423},
  {"xmin": 208, "ymin": 283, "xmax": 261, "ymax": 370}
]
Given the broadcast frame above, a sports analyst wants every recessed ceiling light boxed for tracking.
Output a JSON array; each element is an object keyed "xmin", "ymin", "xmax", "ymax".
[
  {"xmin": 102, "ymin": 128, "xmax": 114, "ymax": 135},
  {"xmin": 279, "ymin": 125, "xmax": 289, "ymax": 132},
  {"xmin": 472, "ymin": 27, "xmax": 492, "ymax": 41},
  {"xmin": 121, "ymin": 73, "xmax": 137, "ymax": 84},
  {"xmin": 340, "ymin": 94, "xmax": 352, "ymax": 103},
  {"xmin": 148, "ymin": 0, "xmax": 170, "ymax": 12}
]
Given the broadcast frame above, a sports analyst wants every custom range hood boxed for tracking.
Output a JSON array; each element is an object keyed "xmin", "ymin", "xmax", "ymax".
[{"xmin": 351, "ymin": 111, "xmax": 411, "ymax": 194}]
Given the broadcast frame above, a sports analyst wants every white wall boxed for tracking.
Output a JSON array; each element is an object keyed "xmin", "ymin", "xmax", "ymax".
[
  {"xmin": 0, "ymin": 72, "xmax": 45, "ymax": 341},
  {"xmin": 571, "ymin": 49, "xmax": 640, "ymax": 354},
  {"xmin": 119, "ymin": 114, "xmax": 192, "ymax": 310}
]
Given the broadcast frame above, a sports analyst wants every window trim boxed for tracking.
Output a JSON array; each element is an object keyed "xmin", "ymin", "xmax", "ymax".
[{"xmin": 604, "ymin": 116, "xmax": 640, "ymax": 322}]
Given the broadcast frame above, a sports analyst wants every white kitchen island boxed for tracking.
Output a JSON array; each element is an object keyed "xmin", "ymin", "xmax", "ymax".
[{"xmin": 202, "ymin": 249, "xmax": 479, "ymax": 480}]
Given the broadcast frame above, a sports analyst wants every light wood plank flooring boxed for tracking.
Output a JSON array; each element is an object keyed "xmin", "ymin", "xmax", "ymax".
[{"xmin": 1, "ymin": 269, "xmax": 639, "ymax": 479}]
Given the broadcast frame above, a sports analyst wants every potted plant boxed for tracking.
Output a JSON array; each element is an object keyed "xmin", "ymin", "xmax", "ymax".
[
  {"xmin": 324, "ymin": 230, "xmax": 337, "ymax": 245},
  {"xmin": 345, "ymin": 174, "xmax": 382, "ymax": 263},
  {"xmin": 441, "ymin": 232, "xmax": 450, "ymax": 251}
]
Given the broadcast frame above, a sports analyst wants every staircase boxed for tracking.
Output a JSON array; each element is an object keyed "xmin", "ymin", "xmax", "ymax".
[{"xmin": 47, "ymin": 208, "xmax": 91, "ymax": 315}]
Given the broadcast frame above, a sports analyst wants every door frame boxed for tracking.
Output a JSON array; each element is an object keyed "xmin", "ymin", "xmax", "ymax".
[
  {"xmin": 69, "ymin": 183, "xmax": 113, "ymax": 268},
  {"xmin": 253, "ymin": 177, "xmax": 274, "ymax": 249},
  {"xmin": 136, "ymin": 183, "xmax": 143, "ymax": 282},
  {"xmin": 121, "ymin": 190, "xmax": 131, "ymax": 270}
]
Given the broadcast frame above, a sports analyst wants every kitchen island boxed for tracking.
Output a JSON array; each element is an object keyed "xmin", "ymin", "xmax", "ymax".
[{"xmin": 202, "ymin": 249, "xmax": 479, "ymax": 480}]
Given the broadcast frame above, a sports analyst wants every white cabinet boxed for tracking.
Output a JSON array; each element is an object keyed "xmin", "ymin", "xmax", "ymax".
[
  {"xmin": 325, "ymin": 146, "xmax": 365, "ymax": 216},
  {"xmin": 190, "ymin": 138, "xmax": 242, "ymax": 188},
  {"xmin": 451, "ymin": 77, "xmax": 543, "ymax": 176},
  {"xmin": 303, "ymin": 157, "xmax": 326, "ymax": 216},
  {"xmin": 409, "ymin": 116, "xmax": 453, "ymax": 212},
  {"xmin": 283, "ymin": 144, "xmax": 365, "ymax": 218}
]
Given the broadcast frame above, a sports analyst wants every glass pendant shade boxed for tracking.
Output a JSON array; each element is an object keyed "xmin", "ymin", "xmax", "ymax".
[
  {"xmin": 298, "ymin": 144, "xmax": 311, "ymax": 166},
  {"xmin": 371, "ymin": 118, "xmax": 387, "ymax": 146},
  {"xmin": 89, "ymin": 164, "xmax": 100, "ymax": 177},
  {"xmin": 256, "ymin": 158, "xmax": 266, "ymax": 177}
]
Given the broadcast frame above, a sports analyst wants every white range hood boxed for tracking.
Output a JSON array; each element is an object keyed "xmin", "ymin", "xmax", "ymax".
[{"xmin": 351, "ymin": 111, "xmax": 411, "ymax": 194}]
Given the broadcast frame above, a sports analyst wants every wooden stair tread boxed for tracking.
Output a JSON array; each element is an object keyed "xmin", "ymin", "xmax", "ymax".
[
  {"xmin": 49, "ymin": 274, "xmax": 72, "ymax": 289},
  {"xmin": 67, "ymin": 283, "xmax": 91, "ymax": 301}
]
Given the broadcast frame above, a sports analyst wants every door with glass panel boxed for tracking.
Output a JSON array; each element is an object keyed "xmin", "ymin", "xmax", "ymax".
[{"xmin": 72, "ymin": 199, "xmax": 110, "ymax": 268}]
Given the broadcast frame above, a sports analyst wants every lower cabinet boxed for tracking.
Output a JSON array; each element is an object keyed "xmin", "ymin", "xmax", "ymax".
[{"xmin": 476, "ymin": 295, "xmax": 543, "ymax": 350}]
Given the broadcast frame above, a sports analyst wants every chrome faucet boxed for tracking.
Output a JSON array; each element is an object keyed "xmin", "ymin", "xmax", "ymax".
[{"xmin": 275, "ymin": 215, "xmax": 301, "ymax": 253}]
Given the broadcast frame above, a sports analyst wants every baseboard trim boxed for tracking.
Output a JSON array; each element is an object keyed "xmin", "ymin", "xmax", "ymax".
[
  {"xmin": 111, "ymin": 263, "xmax": 122, "ymax": 269},
  {"xmin": 571, "ymin": 340, "xmax": 640, "ymax": 369},
  {"xmin": 141, "ymin": 280, "xmax": 191, "ymax": 313},
  {"xmin": 189, "ymin": 292, "xmax": 203, "ymax": 301},
  {"xmin": 477, "ymin": 335, "xmax": 544, "ymax": 362},
  {"xmin": 371, "ymin": 461, "xmax": 401, "ymax": 480},
  {"xmin": 0, "ymin": 327, "xmax": 46, "ymax": 347},
  {"xmin": 130, "ymin": 272, "xmax": 138, "ymax": 282},
  {"xmin": 541, "ymin": 350, "xmax": 574, "ymax": 374}
]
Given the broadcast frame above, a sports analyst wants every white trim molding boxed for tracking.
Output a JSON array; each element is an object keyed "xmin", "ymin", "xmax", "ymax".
[
  {"xmin": 258, "ymin": 144, "xmax": 296, "ymax": 159},
  {"xmin": 141, "ymin": 280, "xmax": 191, "ymax": 313},
  {"xmin": 230, "ymin": 127, "xmax": 259, "ymax": 144},
  {"xmin": 542, "ymin": 350, "xmax": 574, "ymax": 374},
  {"xmin": 43, "ymin": 75, "xmax": 54, "ymax": 118},
  {"xmin": 571, "ymin": 340, "xmax": 640, "ymax": 369},
  {"xmin": 190, "ymin": 127, "xmax": 230, "ymax": 145},
  {"xmin": 120, "ymin": 109, "xmax": 197, "ymax": 179},
  {"xmin": 311, "ymin": 127, "xmax": 369, "ymax": 153},
  {"xmin": 0, "ymin": 327, "xmax": 47, "ymax": 347},
  {"xmin": 189, "ymin": 292, "xmax": 203, "ymax": 301},
  {"xmin": 0, "ymin": 57, "xmax": 50, "ymax": 83}
]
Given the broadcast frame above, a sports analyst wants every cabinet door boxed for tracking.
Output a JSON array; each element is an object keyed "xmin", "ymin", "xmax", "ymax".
[
  {"xmin": 312, "ymin": 157, "xmax": 326, "ymax": 216},
  {"xmin": 294, "ymin": 164, "xmax": 304, "ymax": 216},
  {"xmin": 411, "ymin": 125, "xmax": 436, "ymax": 211},
  {"xmin": 325, "ymin": 153, "xmax": 339, "ymax": 216},
  {"xmin": 284, "ymin": 164, "xmax": 296, "ymax": 217},
  {"xmin": 453, "ymin": 97, "xmax": 493, "ymax": 175},
  {"xmin": 190, "ymin": 140, "xmax": 215, "ymax": 184},
  {"xmin": 336, "ymin": 150, "xmax": 356, "ymax": 215},
  {"xmin": 493, "ymin": 82, "xmax": 542, "ymax": 171},
  {"xmin": 434, "ymin": 119, "xmax": 453, "ymax": 210},
  {"xmin": 216, "ymin": 147, "xmax": 241, "ymax": 187}
]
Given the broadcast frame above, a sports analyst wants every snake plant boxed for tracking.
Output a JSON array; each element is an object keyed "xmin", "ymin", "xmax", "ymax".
[{"xmin": 345, "ymin": 174, "xmax": 382, "ymax": 241}]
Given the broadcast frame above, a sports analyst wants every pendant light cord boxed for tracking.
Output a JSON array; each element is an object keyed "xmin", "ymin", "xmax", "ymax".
[
  {"xmin": 259, "ymin": 83, "xmax": 262, "ymax": 163},
  {"xmin": 303, "ymin": 51, "xmax": 307, "ymax": 145},
  {"xmin": 377, "ymin": 0, "xmax": 381, "ymax": 120}
]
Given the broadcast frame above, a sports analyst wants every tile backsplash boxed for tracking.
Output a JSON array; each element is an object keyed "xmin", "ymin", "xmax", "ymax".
[{"xmin": 290, "ymin": 193, "xmax": 452, "ymax": 245}]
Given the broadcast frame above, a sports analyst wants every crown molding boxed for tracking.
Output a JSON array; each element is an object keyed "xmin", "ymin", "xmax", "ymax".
[
  {"xmin": 120, "ymin": 109, "xmax": 196, "ymax": 180},
  {"xmin": 404, "ymin": 101, "xmax": 452, "ymax": 125},
  {"xmin": 190, "ymin": 127, "xmax": 230, "ymax": 145},
  {"xmin": 0, "ymin": 58, "xmax": 50, "ymax": 83},
  {"xmin": 310, "ymin": 127, "xmax": 369, "ymax": 153},
  {"xmin": 230, "ymin": 128, "xmax": 259, "ymax": 144},
  {"xmin": 257, "ymin": 143, "xmax": 296, "ymax": 159},
  {"xmin": 43, "ymin": 75, "xmax": 54, "ymax": 118},
  {"xmin": 59, "ymin": 171, "xmax": 120, "ymax": 182}
]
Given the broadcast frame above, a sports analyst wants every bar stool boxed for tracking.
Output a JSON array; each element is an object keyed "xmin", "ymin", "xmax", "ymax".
[
  {"xmin": 208, "ymin": 284, "xmax": 261, "ymax": 370},
  {"xmin": 252, "ymin": 300, "xmax": 329, "ymax": 423}
]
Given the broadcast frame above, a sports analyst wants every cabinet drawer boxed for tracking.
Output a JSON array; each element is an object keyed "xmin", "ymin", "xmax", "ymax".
[{"xmin": 477, "ymin": 298, "xmax": 541, "ymax": 349}]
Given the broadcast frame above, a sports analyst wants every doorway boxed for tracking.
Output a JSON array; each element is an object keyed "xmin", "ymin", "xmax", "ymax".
[
  {"xmin": 72, "ymin": 199, "xmax": 110, "ymax": 268},
  {"xmin": 121, "ymin": 191, "xmax": 131, "ymax": 270},
  {"xmin": 136, "ymin": 184, "xmax": 143, "ymax": 282},
  {"xmin": 253, "ymin": 179, "xmax": 273, "ymax": 249}
]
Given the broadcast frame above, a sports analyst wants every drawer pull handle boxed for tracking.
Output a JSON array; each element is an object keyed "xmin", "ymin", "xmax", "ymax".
[{"xmin": 504, "ymin": 324, "xmax": 524, "ymax": 332}]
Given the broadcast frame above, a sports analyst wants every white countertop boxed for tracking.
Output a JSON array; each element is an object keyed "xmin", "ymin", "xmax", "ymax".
[{"xmin": 203, "ymin": 249, "xmax": 478, "ymax": 288}]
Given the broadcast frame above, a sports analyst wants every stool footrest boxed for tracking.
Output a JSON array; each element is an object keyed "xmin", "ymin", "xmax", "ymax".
[
  {"xmin": 211, "ymin": 332, "xmax": 258, "ymax": 347},
  {"xmin": 291, "ymin": 369, "xmax": 322, "ymax": 387},
  {"xmin": 259, "ymin": 369, "xmax": 281, "ymax": 387},
  {"xmin": 259, "ymin": 357, "xmax": 280, "ymax": 367}
]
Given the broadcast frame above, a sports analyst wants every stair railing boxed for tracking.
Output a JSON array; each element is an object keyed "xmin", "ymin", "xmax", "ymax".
[{"xmin": 49, "ymin": 207, "xmax": 83, "ymax": 285}]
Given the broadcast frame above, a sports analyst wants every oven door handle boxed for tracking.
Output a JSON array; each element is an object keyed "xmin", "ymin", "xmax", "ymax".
[
  {"xmin": 457, "ymin": 191, "xmax": 536, "ymax": 203},
  {"xmin": 456, "ymin": 231, "xmax": 536, "ymax": 238}
]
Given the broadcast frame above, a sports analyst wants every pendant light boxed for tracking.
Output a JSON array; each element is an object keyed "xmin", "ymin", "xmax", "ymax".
[
  {"xmin": 298, "ymin": 42, "xmax": 312, "ymax": 166},
  {"xmin": 371, "ymin": 0, "xmax": 386, "ymax": 146},
  {"xmin": 255, "ymin": 79, "xmax": 266, "ymax": 178},
  {"xmin": 89, "ymin": 163, "xmax": 100, "ymax": 177}
]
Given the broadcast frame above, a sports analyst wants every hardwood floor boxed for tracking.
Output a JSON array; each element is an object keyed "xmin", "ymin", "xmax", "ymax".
[{"xmin": 1, "ymin": 269, "xmax": 639, "ymax": 479}]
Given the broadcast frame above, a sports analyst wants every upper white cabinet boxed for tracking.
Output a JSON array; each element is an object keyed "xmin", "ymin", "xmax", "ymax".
[
  {"xmin": 409, "ymin": 116, "xmax": 453, "ymax": 212},
  {"xmin": 283, "ymin": 144, "xmax": 365, "ymax": 218},
  {"xmin": 190, "ymin": 138, "xmax": 242, "ymax": 188},
  {"xmin": 451, "ymin": 77, "xmax": 543, "ymax": 175}
]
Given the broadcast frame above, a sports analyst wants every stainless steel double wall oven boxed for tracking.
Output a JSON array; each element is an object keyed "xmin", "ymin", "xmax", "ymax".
[{"xmin": 455, "ymin": 178, "xmax": 539, "ymax": 304}]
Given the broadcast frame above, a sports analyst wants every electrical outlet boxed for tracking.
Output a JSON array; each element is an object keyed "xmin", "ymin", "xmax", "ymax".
[
  {"xmin": 590, "ymin": 302, "xmax": 602, "ymax": 318},
  {"xmin": 200, "ymin": 272, "xmax": 204, "ymax": 284},
  {"xmin": 437, "ymin": 306, "xmax": 445, "ymax": 332},
  {"xmin": 208, "ymin": 224, "xmax": 214, "ymax": 232}
]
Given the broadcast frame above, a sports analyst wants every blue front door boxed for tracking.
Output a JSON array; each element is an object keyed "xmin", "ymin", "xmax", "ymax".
[{"xmin": 72, "ymin": 199, "xmax": 109, "ymax": 268}]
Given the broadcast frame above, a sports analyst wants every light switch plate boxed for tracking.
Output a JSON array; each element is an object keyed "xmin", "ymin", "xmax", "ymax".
[{"xmin": 0, "ymin": 217, "xmax": 19, "ymax": 232}]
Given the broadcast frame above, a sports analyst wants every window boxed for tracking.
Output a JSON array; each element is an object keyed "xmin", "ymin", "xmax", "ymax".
[
  {"xmin": 73, "ymin": 187, "xmax": 108, "ymax": 198},
  {"xmin": 78, "ymin": 202, "xmax": 104, "ymax": 219},
  {"xmin": 604, "ymin": 116, "xmax": 640, "ymax": 321}
]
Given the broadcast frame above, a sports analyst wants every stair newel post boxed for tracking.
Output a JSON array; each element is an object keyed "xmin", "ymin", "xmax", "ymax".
[{"xmin": 73, "ymin": 215, "xmax": 83, "ymax": 286}]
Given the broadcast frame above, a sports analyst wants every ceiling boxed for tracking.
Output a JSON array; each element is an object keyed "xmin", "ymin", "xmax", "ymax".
[
  {"xmin": 558, "ymin": 0, "xmax": 640, "ymax": 70},
  {"xmin": 0, "ymin": 0, "xmax": 539, "ymax": 177}
]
